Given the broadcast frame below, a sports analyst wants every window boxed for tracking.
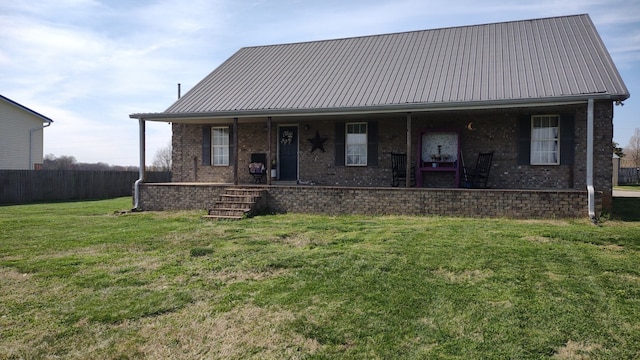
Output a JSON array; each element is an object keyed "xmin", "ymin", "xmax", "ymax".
[
  {"xmin": 211, "ymin": 127, "xmax": 229, "ymax": 166},
  {"xmin": 530, "ymin": 115, "xmax": 560, "ymax": 165},
  {"xmin": 346, "ymin": 123, "xmax": 367, "ymax": 166}
]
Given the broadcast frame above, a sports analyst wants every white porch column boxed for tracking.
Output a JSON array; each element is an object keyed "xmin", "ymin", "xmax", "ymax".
[
  {"xmin": 586, "ymin": 98, "xmax": 595, "ymax": 221},
  {"xmin": 133, "ymin": 118, "xmax": 146, "ymax": 211},
  {"xmin": 406, "ymin": 112, "xmax": 412, "ymax": 188},
  {"xmin": 267, "ymin": 116, "xmax": 272, "ymax": 185}
]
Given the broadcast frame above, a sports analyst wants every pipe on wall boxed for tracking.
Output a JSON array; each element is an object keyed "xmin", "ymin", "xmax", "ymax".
[
  {"xmin": 29, "ymin": 121, "xmax": 51, "ymax": 169},
  {"xmin": 133, "ymin": 118, "xmax": 146, "ymax": 211},
  {"xmin": 586, "ymin": 98, "xmax": 595, "ymax": 222}
]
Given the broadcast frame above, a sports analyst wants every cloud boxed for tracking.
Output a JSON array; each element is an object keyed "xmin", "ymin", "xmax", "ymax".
[{"xmin": 1, "ymin": 0, "xmax": 639, "ymax": 163}]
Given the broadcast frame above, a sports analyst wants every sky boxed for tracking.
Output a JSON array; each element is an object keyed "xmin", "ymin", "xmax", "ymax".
[{"xmin": 1, "ymin": 0, "xmax": 638, "ymax": 166}]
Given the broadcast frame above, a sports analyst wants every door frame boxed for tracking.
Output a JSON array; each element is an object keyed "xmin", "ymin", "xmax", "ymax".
[{"xmin": 277, "ymin": 124, "xmax": 299, "ymax": 181}]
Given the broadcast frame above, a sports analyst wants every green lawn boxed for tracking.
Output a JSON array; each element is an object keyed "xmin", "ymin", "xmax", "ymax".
[{"xmin": 1, "ymin": 198, "xmax": 639, "ymax": 359}]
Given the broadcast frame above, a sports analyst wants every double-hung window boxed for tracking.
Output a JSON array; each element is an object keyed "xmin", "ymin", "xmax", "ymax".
[
  {"xmin": 211, "ymin": 127, "xmax": 229, "ymax": 166},
  {"xmin": 346, "ymin": 123, "xmax": 367, "ymax": 166},
  {"xmin": 530, "ymin": 115, "xmax": 560, "ymax": 165}
]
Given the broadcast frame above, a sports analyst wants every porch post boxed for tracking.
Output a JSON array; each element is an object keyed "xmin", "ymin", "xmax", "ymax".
[
  {"xmin": 233, "ymin": 117, "xmax": 238, "ymax": 185},
  {"xmin": 267, "ymin": 116, "xmax": 272, "ymax": 185},
  {"xmin": 586, "ymin": 98, "xmax": 595, "ymax": 221},
  {"xmin": 406, "ymin": 112, "xmax": 412, "ymax": 187},
  {"xmin": 133, "ymin": 118, "xmax": 145, "ymax": 211}
]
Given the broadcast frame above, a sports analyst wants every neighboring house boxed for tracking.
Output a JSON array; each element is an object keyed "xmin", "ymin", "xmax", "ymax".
[
  {"xmin": 131, "ymin": 14, "xmax": 629, "ymax": 219},
  {"xmin": 0, "ymin": 94, "xmax": 53, "ymax": 170}
]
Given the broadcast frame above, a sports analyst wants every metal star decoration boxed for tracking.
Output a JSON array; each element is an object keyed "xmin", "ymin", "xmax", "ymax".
[{"xmin": 307, "ymin": 130, "xmax": 328, "ymax": 153}]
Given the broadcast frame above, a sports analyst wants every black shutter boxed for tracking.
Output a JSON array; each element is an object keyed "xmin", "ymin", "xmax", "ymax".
[
  {"xmin": 517, "ymin": 115, "xmax": 531, "ymax": 165},
  {"xmin": 367, "ymin": 121, "xmax": 378, "ymax": 166},
  {"xmin": 559, "ymin": 114, "xmax": 575, "ymax": 165},
  {"xmin": 335, "ymin": 122, "xmax": 345, "ymax": 166},
  {"xmin": 202, "ymin": 126, "xmax": 211, "ymax": 166}
]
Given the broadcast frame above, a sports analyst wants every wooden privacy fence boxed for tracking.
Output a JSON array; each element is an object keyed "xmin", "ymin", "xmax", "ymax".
[
  {"xmin": 0, "ymin": 170, "xmax": 171, "ymax": 204},
  {"xmin": 619, "ymin": 168, "xmax": 640, "ymax": 185}
]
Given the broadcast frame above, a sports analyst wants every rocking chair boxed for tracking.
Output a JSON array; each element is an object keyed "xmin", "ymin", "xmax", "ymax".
[
  {"xmin": 249, "ymin": 153, "xmax": 266, "ymax": 183},
  {"xmin": 462, "ymin": 152, "xmax": 493, "ymax": 188},
  {"xmin": 391, "ymin": 153, "xmax": 416, "ymax": 187}
]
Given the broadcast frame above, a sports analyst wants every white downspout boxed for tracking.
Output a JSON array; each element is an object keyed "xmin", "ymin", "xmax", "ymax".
[
  {"xmin": 586, "ymin": 98, "xmax": 596, "ymax": 222},
  {"xmin": 29, "ymin": 121, "xmax": 51, "ymax": 169},
  {"xmin": 133, "ymin": 118, "xmax": 146, "ymax": 211}
]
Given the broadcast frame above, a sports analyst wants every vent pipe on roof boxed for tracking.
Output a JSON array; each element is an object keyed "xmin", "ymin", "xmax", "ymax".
[{"xmin": 178, "ymin": 83, "xmax": 181, "ymax": 99}]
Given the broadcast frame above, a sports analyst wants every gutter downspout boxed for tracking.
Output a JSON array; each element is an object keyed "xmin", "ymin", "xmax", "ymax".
[
  {"xmin": 586, "ymin": 98, "xmax": 596, "ymax": 222},
  {"xmin": 29, "ymin": 121, "xmax": 51, "ymax": 169},
  {"xmin": 133, "ymin": 118, "xmax": 146, "ymax": 211}
]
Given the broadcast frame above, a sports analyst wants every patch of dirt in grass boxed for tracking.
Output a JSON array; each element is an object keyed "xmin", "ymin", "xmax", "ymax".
[
  {"xmin": 0, "ymin": 267, "xmax": 32, "ymax": 281},
  {"xmin": 553, "ymin": 340, "xmax": 602, "ymax": 359},
  {"xmin": 523, "ymin": 235, "xmax": 554, "ymax": 244},
  {"xmin": 487, "ymin": 300, "xmax": 513, "ymax": 308},
  {"xmin": 137, "ymin": 302, "xmax": 320, "ymax": 359},
  {"xmin": 211, "ymin": 268, "xmax": 289, "ymax": 283},
  {"xmin": 545, "ymin": 271, "xmax": 565, "ymax": 281},
  {"xmin": 274, "ymin": 233, "xmax": 328, "ymax": 247},
  {"xmin": 618, "ymin": 273, "xmax": 640, "ymax": 283},
  {"xmin": 601, "ymin": 244, "xmax": 624, "ymax": 251},
  {"xmin": 432, "ymin": 268, "xmax": 493, "ymax": 283}
]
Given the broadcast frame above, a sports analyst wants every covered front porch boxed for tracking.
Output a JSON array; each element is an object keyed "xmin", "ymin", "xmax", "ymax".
[{"xmin": 136, "ymin": 182, "xmax": 594, "ymax": 219}]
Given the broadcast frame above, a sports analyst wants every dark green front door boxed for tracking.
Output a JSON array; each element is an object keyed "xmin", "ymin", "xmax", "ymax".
[{"xmin": 278, "ymin": 126, "xmax": 298, "ymax": 181}]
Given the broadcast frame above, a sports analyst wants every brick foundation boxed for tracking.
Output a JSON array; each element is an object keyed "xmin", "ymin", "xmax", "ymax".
[{"xmin": 137, "ymin": 183, "xmax": 595, "ymax": 219}]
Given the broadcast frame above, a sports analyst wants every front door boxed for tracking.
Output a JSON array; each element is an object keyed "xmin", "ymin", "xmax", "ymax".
[{"xmin": 278, "ymin": 126, "xmax": 298, "ymax": 181}]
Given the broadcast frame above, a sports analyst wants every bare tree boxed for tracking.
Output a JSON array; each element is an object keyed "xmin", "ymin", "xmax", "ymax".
[
  {"xmin": 43, "ymin": 154, "xmax": 77, "ymax": 170},
  {"xmin": 152, "ymin": 143, "xmax": 172, "ymax": 171},
  {"xmin": 625, "ymin": 128, "xmax": 640, "ymax": 169}
]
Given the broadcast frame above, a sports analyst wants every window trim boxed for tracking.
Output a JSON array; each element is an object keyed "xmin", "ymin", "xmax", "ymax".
[
  {"xmin": 211, "ymin": 126, "xmax": 230, "ymax": 166},
  {"xmin": 345, "ymin": 122, "xmax": 368, "ymax": 166},
  {"xmin": 530, "ymin": 114, "xmax": 560, "ymax": 166}
]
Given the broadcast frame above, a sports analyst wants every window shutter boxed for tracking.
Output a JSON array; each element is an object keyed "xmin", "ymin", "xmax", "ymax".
[
  {"xmin": 517, "ymin": 115, "xmax": 531, "ymax": 165},
  {"xmin": 367, "ymin": 121, "xmax": 378, "ymax": 166},
  {"xmin": 335, "ymin": 122, "xmax": 345, "ymax": 166},
  {"xmin": 560, "ymin": 114, "xmax": 575, "ymax": 165},
  {"xmin": 202, "ymin": 126, "xmax": 211, "ymax": 166}
]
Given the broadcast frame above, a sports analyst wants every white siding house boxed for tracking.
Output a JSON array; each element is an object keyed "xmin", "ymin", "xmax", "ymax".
[{"xmin": 0, "ymin": 95, "xmax": 53, "ymax": 170}]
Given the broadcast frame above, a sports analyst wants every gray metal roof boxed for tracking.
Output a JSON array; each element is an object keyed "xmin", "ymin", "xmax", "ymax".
[{"xmin": 133, "ymin": 14, "xmax": 629, "ymax": 120}]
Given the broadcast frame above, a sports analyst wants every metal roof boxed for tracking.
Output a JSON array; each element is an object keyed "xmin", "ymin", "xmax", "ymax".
[{"xmin": 132, "ymin": 14, "xmax": 629, "ymax": 121}]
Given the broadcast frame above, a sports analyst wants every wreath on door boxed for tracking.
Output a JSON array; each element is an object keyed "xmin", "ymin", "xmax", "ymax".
[{"xmin": 280, "ymin": 130, "xmax": 294, "ymax": 145}]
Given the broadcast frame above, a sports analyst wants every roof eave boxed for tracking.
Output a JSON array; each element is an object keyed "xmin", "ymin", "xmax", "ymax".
[
  {"xmin": 130, "ymin": 93, "xmax": 629, "ymax": 122},
  {"xmin": 0, "ymin": 94, "xmax": 54, "ymax": 123}
]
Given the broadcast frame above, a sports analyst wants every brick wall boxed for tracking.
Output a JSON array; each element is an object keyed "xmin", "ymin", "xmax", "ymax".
[
  {"xmin": 169, "ymin": 101, "xmax": 613, "ymax": 210},
  {"xmin": 138, "ymin": 183, "xmax": 594, "ymax": 219}
]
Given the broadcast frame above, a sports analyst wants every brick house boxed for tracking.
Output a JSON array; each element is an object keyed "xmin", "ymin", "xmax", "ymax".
[{"xmin": 130, "ymin": 14, "xmax": 629, "ymax": 219}]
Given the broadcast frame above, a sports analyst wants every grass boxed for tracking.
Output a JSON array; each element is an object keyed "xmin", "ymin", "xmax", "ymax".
[{"xmin": 1, "ymin": 198, "xmax": 639, "ymax": 359}]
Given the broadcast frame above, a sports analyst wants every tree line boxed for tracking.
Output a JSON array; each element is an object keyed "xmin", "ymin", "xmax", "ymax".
[
  {"xmin": 43, "ymin": 143, "xmax": 172, "ymax": 171},
  {"xmin": 617, "ymin": 128, "xmax": 640, "ymax": 169}
]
